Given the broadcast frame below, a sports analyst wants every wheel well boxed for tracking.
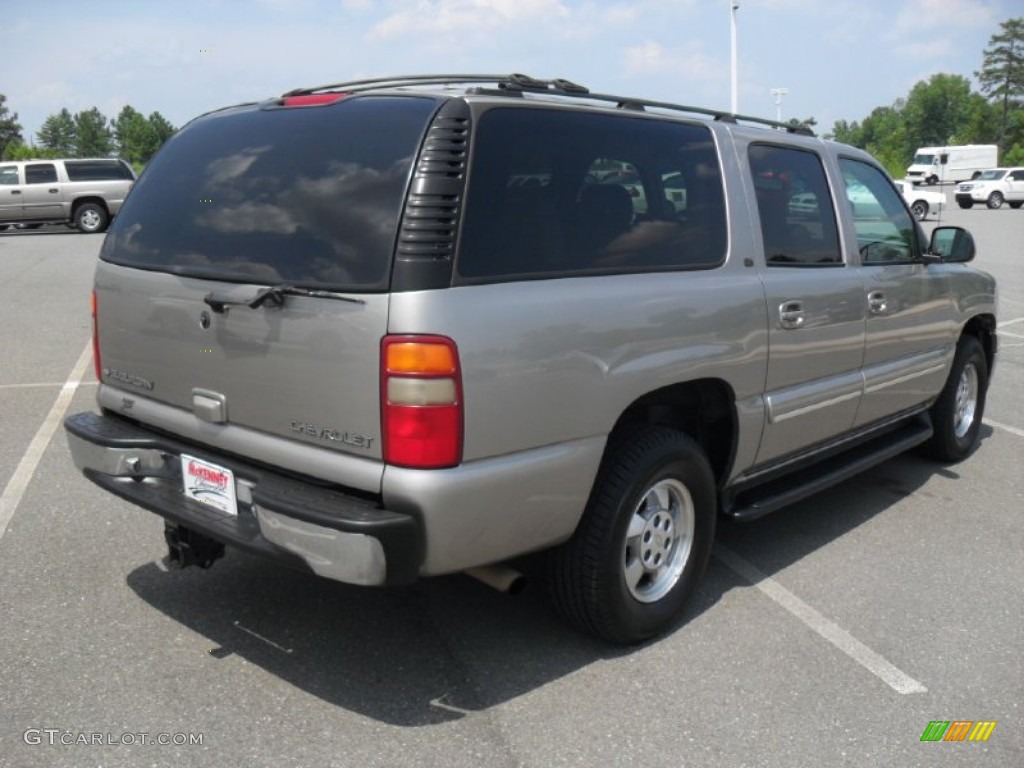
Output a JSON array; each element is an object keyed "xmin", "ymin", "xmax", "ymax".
[
  {"xmin": 962, "ymin": 314, "xmax": 996, "ymax": 373},
  {"xmin": 609, "ymin": 379, "xmax": 735, "ymax": 486},
  {"xmin": 71, "ymin": 197, "xmax": 109, "ymax": 215}
]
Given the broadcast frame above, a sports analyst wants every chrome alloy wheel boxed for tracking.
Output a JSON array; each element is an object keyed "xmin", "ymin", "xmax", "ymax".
[
  {"xmin": 623, "ymin": 478, "xmax": 695, "ymax": 603},
  {"xmin": 80, "ymin": 209, "xmax": 102, "ymax": 230},
  {"xmin": 953, "ymin": 362, "xmax": 979, "ymax": 439}
]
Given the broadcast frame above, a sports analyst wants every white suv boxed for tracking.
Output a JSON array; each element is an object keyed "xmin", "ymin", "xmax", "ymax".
[
  {"xmin": 955, "ymin": 167, "xmax": 1024, "ymax": 209},
  {"xmin": 0, "ymin": 158, "xmax": 136, "ymax": 233}
]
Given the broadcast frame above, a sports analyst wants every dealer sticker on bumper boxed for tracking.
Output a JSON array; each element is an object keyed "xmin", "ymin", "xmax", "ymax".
[{"xmin": 181, "ymin": 454, "xmax": 238, "ymax": 516}]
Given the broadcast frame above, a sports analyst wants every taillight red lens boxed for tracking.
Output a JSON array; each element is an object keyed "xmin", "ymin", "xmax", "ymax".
[
  {"xmin": 90, "ymin": 289, "xmax": 101, "ymax": 381},
  {"xmin": 381, "ymin": 335, "xmax": 462, "ymax": 468}
]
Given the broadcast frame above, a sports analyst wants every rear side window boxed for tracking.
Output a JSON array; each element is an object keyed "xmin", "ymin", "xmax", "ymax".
[
  {"xmin": 749, "ymin": 144, "xmax": 842, "ymax": 266},
  {"xmin": 101, "ymin": 96, "xmax": 438, "ymax": 290},
  {"xmin": 25, "ymin": 164, "xmax": 58, "ymax": 184},
  {"xmin": 0, "ymin": 165, "xmax": 18, "ymax": 185},
  {"xmin": 65, "ymin": 160, "xmax": 134, "ymax": 181},
  {"xmin": 457, "ymin": 108, "xmax": 726, "ymax": 281}
]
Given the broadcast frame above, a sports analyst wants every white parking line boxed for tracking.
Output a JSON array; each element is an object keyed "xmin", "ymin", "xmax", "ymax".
[
  {"xmin": 0, "ymin": 341, "xmax": 92, "ymax": 543},
  {"xmin": 987, "ymin": 419, "xmax": 1024, "ymax": 439},
  {"xmin": 997, "ymin": 316, "xmax": 1024, "ymax": 327},
  {"xmin": 0, "ymin": 381, "xmax": 97, "ymax": 390},
  {"xmin": 714, "ymin": 545, "xmax": 927, "ymax": 695}
]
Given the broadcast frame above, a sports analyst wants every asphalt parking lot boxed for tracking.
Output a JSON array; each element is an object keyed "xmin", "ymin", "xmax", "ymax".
[{"xmin": 0, "ymin": 206, "xmax": 1021, "ymax": 768}]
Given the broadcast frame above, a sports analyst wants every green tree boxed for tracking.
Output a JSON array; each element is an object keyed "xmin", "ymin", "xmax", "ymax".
[
  {"xmin": 0, "ymin": 93, "xmax": 24, "ymax": 159},
  {"xmin": 147, "ymin": 111, "xmax": 176, "ymax": 145},
  {"xmin": 37, "ymin": 108, "xmax": 77, "ymax": 154},
  {"xmin": 74, "ymin": 107, "xmax": 113, "ymax": 157},
  {"xmin": 3, "ymin": 141, "xmax": 62, "ymax": 160},
  {"xmin": 114, "ymin": 105, "xmax": 158, "ymax": 165},
  {"xmin": 902, "ymin": 74, "xmax": 977, "ymax": 149},
  {"xmin": 976, "ymin": 17, "xmax": 1024, "ymax": 146}
]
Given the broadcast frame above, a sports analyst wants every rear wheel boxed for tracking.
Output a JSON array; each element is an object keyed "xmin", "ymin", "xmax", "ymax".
[
  {"xmin": 910, "ymin": 200, "xmax": 928, "ymax": 221},
  {"xmin": 75, "ymin": 203, "xmax": 109, "ymax": 233},
  {"xmin": 548, "ymin": 426, "xmax": 716, "ymax": 644},
  {"xmin": 986, "ymin": 191, "xmax": 1004, "ymax": 209},
  {"xmin": 923, "ymin": 336, "xmax": 988, "ymax": 462}
]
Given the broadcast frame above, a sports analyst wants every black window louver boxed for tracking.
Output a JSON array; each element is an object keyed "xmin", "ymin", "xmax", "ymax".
[{"xmin": 396, "ymin": 111, "xmax": 469, "ymax": 262}]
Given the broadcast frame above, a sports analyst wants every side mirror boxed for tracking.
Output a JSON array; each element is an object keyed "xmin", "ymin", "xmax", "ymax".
[{"xmin": 929, "ymin": 226, "xmax": 975, "ymax": 262}]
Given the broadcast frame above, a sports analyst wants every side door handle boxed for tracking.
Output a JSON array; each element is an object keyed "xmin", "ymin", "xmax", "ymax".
[
  {"xmin": 10, "ymin": 189, "xmax": 21, "ymax": 195},
  {"xmin": 779, "ymin": 300, "xmax": 805, "ymax": 329},
  {"xmin": 867, "ymin": 290, "xmax": 887, "ymax": 314},
  {"xmin": 48, "ymin": 188, "xmax": 59, "ymax": 194}
]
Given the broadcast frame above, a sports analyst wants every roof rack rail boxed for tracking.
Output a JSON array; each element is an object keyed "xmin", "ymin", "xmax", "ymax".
[{"xmin": 280, "ymin": 73, "xmax": 814, "ymax": 136}]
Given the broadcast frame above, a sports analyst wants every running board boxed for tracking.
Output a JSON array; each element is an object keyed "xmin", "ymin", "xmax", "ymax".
[{"xmin": 724, "ymin": 418, "xmax": 933, "ymax": 521}]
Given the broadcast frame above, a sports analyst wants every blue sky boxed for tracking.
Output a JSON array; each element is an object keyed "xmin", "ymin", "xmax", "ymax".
[{"xmin": 2, "ymin": 0, "xmax": 1016, "ymax": 142}]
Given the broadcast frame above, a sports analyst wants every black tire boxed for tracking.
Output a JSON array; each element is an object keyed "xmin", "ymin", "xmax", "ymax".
[
  {"xmin": 1009, "ymin": 201, "xmax": 1023, "ymax": 209},
  {"xmin": 957, "ymin": 200, "xmax": 974, "ymax": 209},
  {"xmin": 548, "ymin": 426, "xmax": 716, "ymax": 644},
  {"xmin": 923, "ymin": 336, "xmax": 988, "ymax": 462},
  {"xmin": 926, "ymin": 175, "xmax": 938, "ymax": 186},
  {"xmin": 75, "ymin": 202, "xmax": 109, "ymax": 233},
  {"xmin": 910, "ymin": 200, "xmax": 928, "ymax": 221},
  {"xmin": 986, "ymin": 192, "xmax": 1004, "ymax": 209}
]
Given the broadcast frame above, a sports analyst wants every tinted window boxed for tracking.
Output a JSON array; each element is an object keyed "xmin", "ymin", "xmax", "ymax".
[
  {"xmin": 65, "ymin": 160, "xmax": 134, "ymax": 181},
  {"xmin": 25, "ymin": 164, "xmax": 57, "ymax": 184},
  {"xmin": 749, "ymin": 144, "xmax": 842, "ymax": 266},
  {"xmin": 101, "ymin": 96, "xmax": 437, "ymax": 290},
  {"xmin": 457, "ymin": 108, "xmax": 726, "ymax": 280},
  {"xmin": 839, "ymin": 158, "xmax": 918, "ymax": 264},
  {"xmin": 0, "ymin": 165, "xmax": 17, "ymax": 185}
]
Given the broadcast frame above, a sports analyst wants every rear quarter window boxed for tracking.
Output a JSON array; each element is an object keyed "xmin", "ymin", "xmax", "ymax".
[
  {"xmin": 457, "ymin": 108, "xmax": 726, "ymax": 281},
  {"xmin": 65, "ymin": 160, "xmax": 135, "ymax": 181},
  {"xmin": 101, "ymin": 95, "xmax": 438, "ymax": 291}
]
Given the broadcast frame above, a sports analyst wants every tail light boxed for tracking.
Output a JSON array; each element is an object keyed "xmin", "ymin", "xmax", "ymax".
[
  {"xmin": 381, "ymin": 335, "xmax": 462, "ymax": 468},
  {"xmin": 90, "ymin": 289, "xmax": 102, "ymax": 381}
]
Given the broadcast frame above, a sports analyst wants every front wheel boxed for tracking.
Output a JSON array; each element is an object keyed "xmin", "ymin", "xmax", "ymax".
[
  {"xmin": 957, "ymin": 200, "xmax": 974, "ymax": 209},
  {"xmin": 926, "ymin": 175, "xmax": 939, "ymax": 186},
  {"xmin": 910, "ymin": 200, "xmax": 928, "ymax": 221},
  {"xmin": 923, "ymin": 336, "xmax": 988, "ymax": 462},
  {"xmin": 986, "ymin": 192, "xmax": 1004, "ymax": 209},
  {"xmin": 547, "ymin": 427, "xmax": 716, "ymax": 644},
  {"xmin": 1009, "ymin": 201, "xmax": 1023, "ymax": 209},
  {"xmin": 75, "ymin": 203, "xmax": 109, "ymax": 233}
]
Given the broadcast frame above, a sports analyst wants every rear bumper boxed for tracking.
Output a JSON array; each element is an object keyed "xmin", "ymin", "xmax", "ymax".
[{"xmin": 64, "ymin": 411, "xmax": 422, "ymax": 585}]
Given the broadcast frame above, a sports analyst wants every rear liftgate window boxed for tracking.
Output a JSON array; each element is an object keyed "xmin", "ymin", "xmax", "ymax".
[
  {"xmin": 457, "ymin": 108, "xmax": 727, "ymax": 281},
  {"xmin": 101, "ymin": 96, "xmax": 439, "ymax": 291}
]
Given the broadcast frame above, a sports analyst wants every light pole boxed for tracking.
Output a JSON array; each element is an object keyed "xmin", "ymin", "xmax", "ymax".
[
  {"xmin": 730, "ymin": 1, "xmax": 739, "ymax": 113},
  {"xmin": 771, "ymin": 87, "xmax": 789, "ymax": 122}
]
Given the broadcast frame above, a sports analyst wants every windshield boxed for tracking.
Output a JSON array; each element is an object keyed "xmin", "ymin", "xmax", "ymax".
[
  {"xmin": 976, "ymin": 169, "xmax": 1006, "ymax": 180},
  {"xmin": 912, "ymin": 153, "xmax": 936, "ymax": 165},
  {"xmin": 101, "ymin": 95, "xmax": 438, "ymax": 291}
]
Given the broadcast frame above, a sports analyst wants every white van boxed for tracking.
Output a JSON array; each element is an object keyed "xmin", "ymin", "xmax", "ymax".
[{"xmin": 906, "ymin": 145, "xmax": 998, "ymax": 186}]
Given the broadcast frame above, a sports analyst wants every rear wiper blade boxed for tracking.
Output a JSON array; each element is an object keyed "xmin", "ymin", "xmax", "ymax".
[{"xmin": 203, "ymin": 284, "xmax": 365, "ymax": 313}]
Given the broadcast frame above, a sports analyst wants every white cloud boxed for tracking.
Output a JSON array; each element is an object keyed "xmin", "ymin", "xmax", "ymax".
[
  {"xmin": 369, "ymin": 0, "xmax": 570, "ymax": 40},
  {"xmin": 624, "ymin": 40, "xmax": 718, "ymax": 82}
]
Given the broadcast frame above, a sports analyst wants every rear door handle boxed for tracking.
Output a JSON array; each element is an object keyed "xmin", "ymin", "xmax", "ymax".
[
  {"xmin": 779, "ymin": 300, "xmax": 805, "ymax": 329},
  {"xmin": 10, "ymin": 190, "xmax": 21, "ymax": 195},
  {"xmin": 867, "ymin": 291, "xmax": 887, "ymax": 314}
]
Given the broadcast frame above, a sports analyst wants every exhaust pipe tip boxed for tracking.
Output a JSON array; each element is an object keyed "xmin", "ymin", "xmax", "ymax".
[{"xmin": 464, "ymin": 564, "xmax": 527, "ymax": 595}]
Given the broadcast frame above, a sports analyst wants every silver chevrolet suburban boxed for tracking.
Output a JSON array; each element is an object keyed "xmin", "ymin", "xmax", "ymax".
[
  {"xmin": 0, "ymin": 157, "xmax": 135, "ymax": 233},
  {"xmin": 64, "ymin": 75, "xmax": 997, "ymax": 643}
]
